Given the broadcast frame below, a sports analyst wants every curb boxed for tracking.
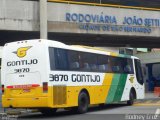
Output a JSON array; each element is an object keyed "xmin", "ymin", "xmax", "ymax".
[
  {"xmin": 135, "ymin": 98, "xmax": 160, "ymax": 102},
  {"xmin": 141, "ymin": 97, "xmax": 160, "ymax": 101},
  {"xmin": 6, "ymin": 110, "xmax": 21, "ymax": 115}
]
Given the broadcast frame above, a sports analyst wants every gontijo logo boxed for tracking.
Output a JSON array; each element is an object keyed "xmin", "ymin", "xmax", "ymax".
[
  {"xmin": 129, "ymin": 76, "xmax": 134, "ymax": 83},
  {"xmin": 13, "ymin": 46, "xmax": 32, "ymax": 58}
]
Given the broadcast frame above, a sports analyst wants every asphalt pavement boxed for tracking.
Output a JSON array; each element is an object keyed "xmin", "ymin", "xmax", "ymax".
[{"xmin": 17, "ymin": 104, "xmax": 160, "ymax": 120}]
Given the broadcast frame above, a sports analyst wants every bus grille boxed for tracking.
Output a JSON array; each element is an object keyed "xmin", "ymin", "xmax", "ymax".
[{"xmin": 53, "ymin": 86, "xmax": 67, "ymax": 105}]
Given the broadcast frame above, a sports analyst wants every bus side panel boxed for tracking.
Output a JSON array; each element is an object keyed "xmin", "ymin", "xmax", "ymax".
[
  {"xmin": 48, "ymin": 73, "xmax": 114, "ymax": 107},
  {"xmin": 49, "ymin": 72, "xmax": 129, "ymax": 108},
  {"xmin": 105, "ymin": 74, "xmax": 128, "ymax": 103},
  {"xmin": 120, "ymin": 74, "xmax": 135, "ymax": 101}
]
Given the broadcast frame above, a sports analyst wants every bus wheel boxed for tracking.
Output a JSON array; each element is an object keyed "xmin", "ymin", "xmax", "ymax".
[
  {"xmin": 77, "ymin": 92, "xmax": 89, "ymax": 114},
  {"xmin": 99, "ymin": 103, "xmax": 105, "ymax": 108},
  {"xmin": 39, "ymin": 108, "xmax": 57, "ymax": 116},
  {"xmin": 127, "ymin": 91, "xmax": 134, "ymax": 105}
]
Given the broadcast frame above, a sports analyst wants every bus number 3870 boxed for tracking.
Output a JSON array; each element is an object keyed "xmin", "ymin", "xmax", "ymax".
[
  {"xmin": 49, "ymin": 74, "xmax": 68, "ymax": 81},
  {"xmin": 14, "ymin": 68, "xmax": 30, "ymax": 73}
]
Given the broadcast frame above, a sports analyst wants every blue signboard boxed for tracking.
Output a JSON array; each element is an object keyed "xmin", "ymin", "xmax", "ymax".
[{"xmin": 65, "ymin": 13, "xmax": 160, "ymax": 34}]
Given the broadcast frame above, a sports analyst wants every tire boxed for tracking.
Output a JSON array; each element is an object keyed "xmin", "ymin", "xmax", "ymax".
[
  {"xmin": 99, "ymin": 103, "xmax": 105, "ymax": 108},
  {"xmin": 77, "ymin": 92, "xmax": 89, "ymax": 114},
  {"xmin": 39, "ymin": 108, "xmax": 57, "ymax": 116},
  {"xmin": 127, "ymin": 91, "xmax": 134, "ymax": 105}
]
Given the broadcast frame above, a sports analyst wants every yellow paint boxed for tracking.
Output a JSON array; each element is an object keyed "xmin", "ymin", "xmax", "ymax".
[
  {"xmin": 110, "ymin": 52, "xmax": 118, "ymax": 56},
  {"xmin": 3, "ymin": 86, "xmax": 103, "ymax": 108},
  {"xmin": 133, "ymin": 104, "xmax": 160, "ymax": 106},
  {"xmin": 134, "ymin": 100, "xmax": 160, "ymax": 106},
  {"xmin": 2, "ymin": 74, "xmax": 114, "ymax": 108},
  {"xmin": 2, "ymin": 87, "xmax": 50, "ymax": 108},
  {"xmin": 73, "ymin": 45, "xmax": 118, "ymax": 57},
  {"xmin": 66, "ymin": 85, "xmax": 111, "ymax": 106},
  {"xmin": 144, "ymin": 100, "xmax": 153, "ymax": 104},
  {"xmin": 48, "ymin": 0, "xmax": 160, "ymax": 11},
  {"xmin": 102, "ymin": 73, "xmax": 113, "ymax": 85},
  {"xmin": 72, "ymin": 45, "xmax": 110, "ymax": 53}
]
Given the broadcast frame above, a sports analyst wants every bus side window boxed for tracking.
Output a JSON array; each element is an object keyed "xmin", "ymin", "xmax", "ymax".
[
  {"xmin": 124, "ymin": 65, "xmax": 132, "ymax": 73},
  {"xmin": 112, "ymin": 66, "xmax": 120, "ymax": 73},
  {"xmin": 109, "ymin": 56, "xmax": 120, "ymax": 73},
  {"xmin": 68, "ymin": 50, "xmax": 80, "ymax": 71},
  {"xmin": 97, "ymin": 55, "xmax": 109, "ymax": 72},
  {"xmin": 70, "ymin": 62, "xmax": 80, "ymax": 70},
  {"xmin": 99, "ymin": 65, "xmax": 106, "ymax": 71},
  {"xmin": 80, "ymin": 52, "xmax": 97, "ymax": 72},
  {"xmin": 109, "ymin": 56, "xmax": 134, "ymax": 74},
  {"xmin": 82, "ymin": 63, "xmax": 90, "ymax": 71},
  {"xmin": 55, "ymin": 48, "xmax": 69, "ymax": 70},
  {"xmin": 90, "ymin": 64, "xmax": 97, "ymax": 71},
  {"xmin": 126, "ymin": 59, "xmax": 134, "ymax": 74}
]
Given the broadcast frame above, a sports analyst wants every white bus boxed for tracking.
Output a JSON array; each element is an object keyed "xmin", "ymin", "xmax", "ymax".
[{"xmin": 1, "ymin": 39, "xmax": 144, "ymax": 114}]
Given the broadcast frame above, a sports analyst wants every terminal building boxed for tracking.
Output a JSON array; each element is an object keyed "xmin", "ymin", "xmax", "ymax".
[{"xmin": 0, "ymin": 0, "xmax": 160, "ymax": 92}]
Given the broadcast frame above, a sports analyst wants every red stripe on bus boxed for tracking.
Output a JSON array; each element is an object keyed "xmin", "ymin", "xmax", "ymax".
[
  {"xmin": 7, "ymin": 86, "xmax": 13, "ymax": 89},
  {"xmin": 7, "ymin": 84, "xmax": 40, "ymax": 89}
]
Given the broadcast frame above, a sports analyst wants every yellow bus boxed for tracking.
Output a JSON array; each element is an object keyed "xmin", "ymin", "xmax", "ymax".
[{"xmin": 1, "ymin": 39, "xmax": 144, "ymax": 114}]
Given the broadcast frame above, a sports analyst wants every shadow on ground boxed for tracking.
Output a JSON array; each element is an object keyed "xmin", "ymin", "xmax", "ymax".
[{"xmin": 18, "ymin": 103, "xmax": 128, "ymax": 119}]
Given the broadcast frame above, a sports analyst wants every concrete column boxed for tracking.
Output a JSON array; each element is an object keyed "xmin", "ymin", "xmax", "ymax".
[
  {"xmin": 133, "ymin": 48, "xmax": 137, "ymax": 55},
  {"xmin": 40, "ymin": 0, "xmax": 48, "ymax": 39}
]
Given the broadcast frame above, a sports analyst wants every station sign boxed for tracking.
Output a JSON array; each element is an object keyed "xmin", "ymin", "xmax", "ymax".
[{"xmin": 48, "ymin": 3, "xmax": 160, "ymax": 37}]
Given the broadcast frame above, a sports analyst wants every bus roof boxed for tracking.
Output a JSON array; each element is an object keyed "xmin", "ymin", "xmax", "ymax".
[{"xmin": 4, "ymin": 39, "xmax": 137, "ymax": 59}]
